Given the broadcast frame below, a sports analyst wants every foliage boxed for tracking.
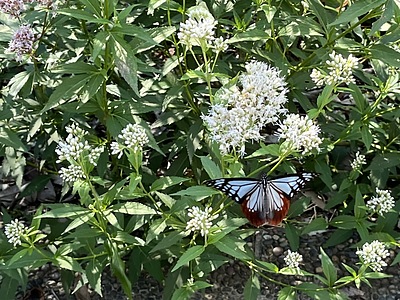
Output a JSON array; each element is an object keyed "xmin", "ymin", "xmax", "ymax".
[{"xmin": 0, "ymin": 0, "xmax": 399, "ymax": 299}]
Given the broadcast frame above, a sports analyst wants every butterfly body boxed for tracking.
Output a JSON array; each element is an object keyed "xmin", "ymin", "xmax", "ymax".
[{"xmin": 205, "ymin": 173, "xmax": 316, "ymax": 226}]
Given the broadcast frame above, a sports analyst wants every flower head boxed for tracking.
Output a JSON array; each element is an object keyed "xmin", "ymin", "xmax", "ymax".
[
  {"xmin": 186, "ymin": 206, "xmax": 218, "ymax": 237},
  {"xmin": 366, "ymin": 188, "xmax": 395, "ymax": 216},
  {"xmin": 7, "ymin": 25, "xmax": 35, "ymax": 61},
  {"xmin": 284, "ymin": 250, "xmax": 303, "ymax": 268},
  {"xmin": 178, "ymin": 2, "xmax": 216, "ymax": 48},
  {"xmin": 277, "ymin": 114, "xmax": 322, "ymax": 155},
  {"xmin": 350, "ymin": 151, "xmax": 367, "ymax": 171},
  {"xmin": 59, "ymin": 164, "xmax": 85, "ymax": 184},
  {"xmin": 356, "ymin": 240, "xmax": 390, "ymax": 272},
  {"xmin": 203, "ymin": 61, "xmax": 288, "ymax": 156},
  {"xmin": 0, "ymin": 0, "xmax": 25, "ymax": 17},
  {"xmin": 56, "ymin": 124, "xmax": 91, "ymax": 163},
  {"xmin": 4, "ymin": 219, "xmax": 27, "ymax": 247},
  {"xmin": 311, "ymin": 51, "xmax": 358, "ymax": 87}
]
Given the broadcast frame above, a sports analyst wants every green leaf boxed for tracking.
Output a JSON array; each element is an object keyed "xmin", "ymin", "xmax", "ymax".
[
  {"xmin": 214, "ymin": 236, "xmax": 251, "ymax": 260},
  {"xmin": 36, "ymin": 204, "xmax": 90, "ymax": 218},
  {"xmin": 361, "ymin": 125, "xmax": 372, "ymax": 150},
  {"xmin": 58, "ymin": 8, "xmax": 111, "ymax": 23},
  {"xmin": 0, "ymin": 274, "xmax": 19, "ymax": 300},
  {"xmin": 150, "ymin": 176, "xmax": 190, "ymax": 191},
  {"xmin": 86, "ymin": 260, "xmax": 103, "ymax": 296},
  {"xmin": 109, "ymin": 241, "xmax": 132, "ymax": 299},
  {"xmin": 285, "ymin": 223, "xmax": 300, "ymax": 250},
  {"xmin": 150, "ymin": 231, "xmax": 184, "ymax": 253},
  {"xmin": 113, "ymin": 231, "xmax": 145, "ymax": 246},
  {"xmin": 246, "ymin": 143, "xmax": 280, "ymax": 158},
  {"xmin": 55, "ymin": 256, "xmax": 84, "ymax": 273},
  {"xmin": 350, "ymin": 83, "xmax": 367, "ymax": 112},
  {"xmin": 8, "ymin": 70, "xmax": 33, "ymax": 97},
  {"xmin": 19, "ymin": 175, "xmax": 51, "ymax": 198},
  {"xmin": 228, "ymin": 29, "xmax": 270, "ymax": 42},
  {"xmin": 0, "ymin": 128, "xmax": 28, "ymax": 152},
  {"xmin": 171, "ymin": 245, "xmax": 205, "ymax": 272},
  {"xmin": 278, "ymin": 286, "xmax": 296, "ymax": 300},
  {"xmin": 172, "ymin": 186, "xmax": 219, "ymax": 198},
  {"xmin": 329, "ymin": 0, "xmax": 386, "ymax": 26},
  {"xmin": 244, "ymin": 275, "xmax": 260, "ymax": 300},
  {"xmin": 155, "ymin": 191, "xmax": 176, "ymax": 208},
  {"xmin": 366, "ymin": 153, "xmax": 400, "ymax": 170},
  {"xmin": 301, "ymin": 217, "xmax": 328, "ymax": 235},
  {"xmin": 354, "ymin": 187, "xmax": 366, "ymax": 219},
  {"xmin": 320, "ymin": 247, "xmax": 337, "ymax": 287},
  {"xmin": 63, "ymin": 212, "xmax": 95, "ymax": 234},
  {"xmin": 200, "ymin": 156, "xmax": 222, "ymax": 179},
  {"xmin": 113, "ymin": 39, "xmax": 139, "ymax": 96},
  {"xmin": 330, "ymin": 215, "xmax": 357, "ymax": 229},
  {"xmin": 370, "ymin": 44, "xmax": 400, "ymax": 68},
  {"xmin": 41, "ymin": 74, "xmax": 91, "ymax": 112},
  {"xmin": 316, "ymin": 85, "xmax": 334, "ymax": 110},
  {"xmin": 146, "ymin": 218, "xmax": 167, "ymax": 244},
  {"xmin": 110, "ymin": 202, "xmax": 156, "ymax": 215}
]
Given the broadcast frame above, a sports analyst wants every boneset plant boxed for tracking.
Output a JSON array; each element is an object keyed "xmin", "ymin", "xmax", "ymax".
[{"xmin": 0, "ymin": 0, "xmax": 399, "ymax": 299}]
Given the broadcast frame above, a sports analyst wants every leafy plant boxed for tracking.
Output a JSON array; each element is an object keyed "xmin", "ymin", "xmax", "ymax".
[{"xmin": 0, "ymin": 0, "xmax": 399, "ymax": 299}]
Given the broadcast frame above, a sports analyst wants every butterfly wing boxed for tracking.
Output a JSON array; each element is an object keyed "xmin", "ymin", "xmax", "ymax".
[
  {"xmin": 205, "ymin": 173, "xmax": 316, "ymax": 227},
  {"xmin": 204, "ymin": 178, "xmax": 261, "ymax": 204}
]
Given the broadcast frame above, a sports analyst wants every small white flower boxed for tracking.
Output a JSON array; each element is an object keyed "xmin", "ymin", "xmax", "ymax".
[
  {"xmin": 4, "ymin": 219, "xmax": 27, "ymax": 247},
  {"xmin": 367, "ymin": 188, "xmax": 395, "ymax": 216},
  {"xmin": 178, "ymin": 2, "xmax": 216, "ymax": 48},
  {"xmin": 56, "ymin": 134, "xmax": 90, "ymax": 163},
  {"xmin": 59, "ymin": 165, "xmax": 85, "ymax": 184},
  {"xmin": 284, "ymin": 250, "xmax": 303, "ymax": 268},
  {"xmin": 311, "ymin": 51, "xmax": 358, "ymax": 87},
  {"xmin": 356, "ymin": 240, "xmax": 390, "ymax": 272},
  {"xmin": 277, "ymin": 114, "xmax": 322, "ymax": 155},
  {"xmin": 186, "ymin": 206, "xmax": 218, "ymax": 237},
  {"xmin": 7, "ymin": 25, "xmax": 35, "ymax": 60},
  {"xmin": 350, "ymin": 151, "xmax": 367, "ymax": 171},
  {"xmin": 88, "ymin": 146, "xmax": 104, "ymax": 166}
]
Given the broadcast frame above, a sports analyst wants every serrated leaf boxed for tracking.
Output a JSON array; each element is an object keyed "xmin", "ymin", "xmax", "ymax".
[
  {"xmin": 200, "ymin": 156, "xmax": 222, "ymax": 179},
  {"xmin": 171, "ymin": 245, "xmax": 204, "ymax": 272},
  {"xmin": 150, "ymin": 176, "xmax": 190, "ymax": 191},
  {"xmin": 110, "ymin": 202, "xmax": 156, "ymax": 215},
  {"xmin": 214, "ymin": 236, "xmax": 251, "ymax": 260},
  {"xmin": 150, "ymin": 231, "xmax": 184, "ymax": 253},
  {"xmin": 329, "ymin": 0, "xmax": 386, "ymax": 26}
]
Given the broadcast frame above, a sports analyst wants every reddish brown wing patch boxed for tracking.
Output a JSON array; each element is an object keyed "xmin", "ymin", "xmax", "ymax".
[{"xmin": 241, "ymin": 195, "xmax": 290, "ymax": 226}]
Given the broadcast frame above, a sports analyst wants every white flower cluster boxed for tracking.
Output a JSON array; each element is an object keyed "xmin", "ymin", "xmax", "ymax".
[
  {"xmin": 59, "ymin": 165, "xmax": 85, "ymax": 184},
  {"xmin": 356, "ymin": 240, "xmax": 390, "ymax": 272},
  {"xmin": 178, "ymin": 2, "xmax": 227, "ymax": 52},
  {"xmin": 350, "ymin": 151, "xmax": 366, "ymax": 171},
  {"xmin": 4, "ymin": 219, "xmax": 27, "ymax": 247},
  {"xmin": 367, "ymin": 188, "xmax": 395, "ymax": 216},
  {"xmin": 7, "ymin": 25, "xmax": 35, "ymax": 61},
  {"xmin": 56, "ymin": 124, "xmax": 104, "ymax": 184},
  {"xmin": 202, "ymin": 61, "xmax": 288, "ymax": 156},
  {"xmin": 277, "ymin": 114, "xmax": 322, "ymax": 155},
  {"xmin": 186, "ymin": 206, "xmax": 218, "ymax": 237},
  {"xmin": 110, "ymin": 123, "xmax": 149, "ymax": 159},
  {"xmin": 310, "ymin": 51, "xmax": 358, "ymax": 87},
  {"xmin": 284, "ymin": 250, "xmax": 303, "ymax": 268}
]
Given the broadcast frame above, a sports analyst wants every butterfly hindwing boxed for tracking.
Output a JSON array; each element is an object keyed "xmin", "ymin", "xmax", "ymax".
[{"xmin": 205, "ymin": 173, "xmax": 316, "ymax": 226}]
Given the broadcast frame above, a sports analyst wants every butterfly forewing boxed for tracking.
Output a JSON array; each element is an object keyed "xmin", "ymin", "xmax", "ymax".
[
  {"xmin": 205, "ymin": 178, "xmax": 260, "ymax": 204},
  {"xmin": 205, "ymin": 173, "xmax": 316, "ymax": 226}
]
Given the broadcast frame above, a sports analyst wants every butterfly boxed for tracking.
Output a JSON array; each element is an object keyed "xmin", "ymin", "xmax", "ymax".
[{"xmin": 205, "ymin": 173, "xmax": 316, "ymax": 227}]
